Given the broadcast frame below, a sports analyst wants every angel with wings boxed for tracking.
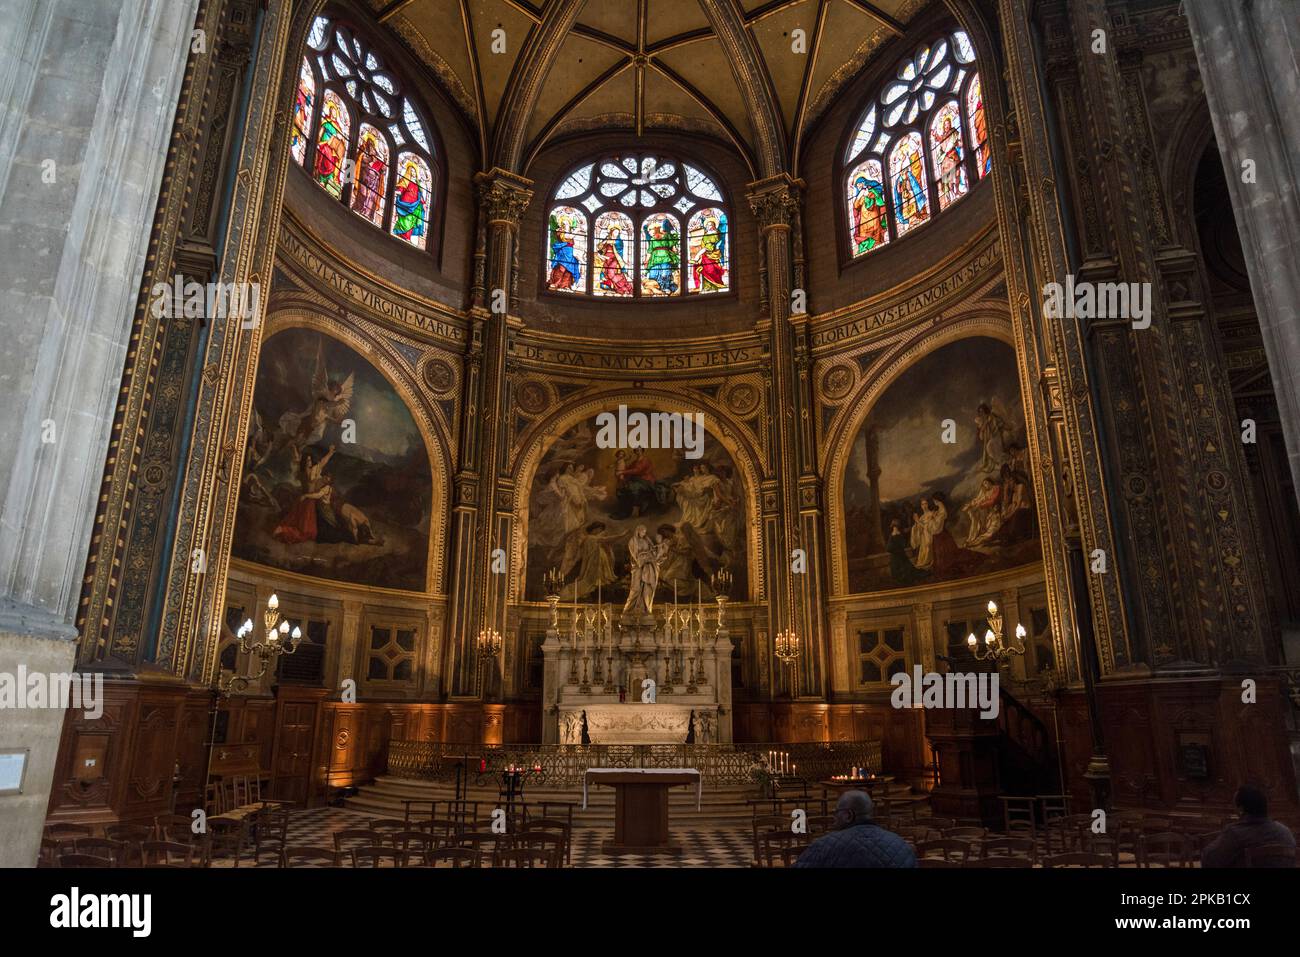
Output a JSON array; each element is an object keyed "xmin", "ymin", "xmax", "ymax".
[{"xmin": 262, "ymin": 343, "xmax": 355, "ymax": 466}]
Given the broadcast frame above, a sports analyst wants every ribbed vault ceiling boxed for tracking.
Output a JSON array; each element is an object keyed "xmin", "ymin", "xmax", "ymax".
[{"xmin": 368, "ymin": 0, "xmax": 928, "ymax": 177}]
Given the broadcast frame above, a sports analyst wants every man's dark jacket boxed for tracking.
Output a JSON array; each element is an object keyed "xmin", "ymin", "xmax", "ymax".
[
  {"xmin": 1201, "ymin": 816, "xmax": 1296, "ymax": 868},
  {"xmin": 794, "ymin": 821, "xmax": 918, "ymax": 868}
]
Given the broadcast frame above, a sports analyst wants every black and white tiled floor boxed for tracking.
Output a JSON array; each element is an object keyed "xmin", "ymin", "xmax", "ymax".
[{"xmin": 217, "ymin": 806, "xmax": 753, "ymax": 868}]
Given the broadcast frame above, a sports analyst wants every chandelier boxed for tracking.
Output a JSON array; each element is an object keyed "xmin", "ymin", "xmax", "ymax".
[
  {"xmin": 775, "ymin": 628, "xmax": 800, "ymax": 665},
  {"xmin": 967, "ymin": 599, "xmax": 1027, "ymax": 665},
  {"xmin": 476, "ymin": 628, "xmax": 503, "ymax": 659},
  {"xmin": 224, "ymin": 593, "xmax": 303, "ymax": 695}
]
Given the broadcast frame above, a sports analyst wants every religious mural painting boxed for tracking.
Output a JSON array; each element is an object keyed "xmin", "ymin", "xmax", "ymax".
[
  {"xmin": 842, "ymin": 337, "xmax": 1040, "ymax": 593},
  {"xmin": 233, "ymin": 327, "xmax": 432, "ymax": 591},
  {"xmin": 524, "ymin": 412, "xmax": 747, "ymax": 605}
]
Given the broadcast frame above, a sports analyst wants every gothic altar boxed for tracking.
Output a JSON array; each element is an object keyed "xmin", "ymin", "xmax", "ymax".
[{"xmin": 541, "ymin": 592, "xmax": 734, "ymax": 746}]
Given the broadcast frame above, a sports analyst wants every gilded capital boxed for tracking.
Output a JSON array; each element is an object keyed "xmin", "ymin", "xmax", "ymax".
[
  {"xmin": 746, "ymin": 174, "xmax": 803, "ymax": 231},
  {"xmin": 475, "ymin": 168, "xmax": 534, "ymax": 227}
]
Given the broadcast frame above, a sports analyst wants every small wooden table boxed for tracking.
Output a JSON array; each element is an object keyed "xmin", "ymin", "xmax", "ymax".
[{"xmin": 583, "ymin": 768, "xmax": 702, "ymax": 856}]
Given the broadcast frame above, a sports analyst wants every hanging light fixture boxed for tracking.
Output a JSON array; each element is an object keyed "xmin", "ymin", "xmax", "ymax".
[{"xmin": 222, "ymin": 593, "xmax": 303, "ymax": 695}]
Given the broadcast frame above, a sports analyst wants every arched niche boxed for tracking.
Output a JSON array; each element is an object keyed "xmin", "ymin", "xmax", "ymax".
[
  {"xmin": 230, "ymin": 314, "xmax": 449, "ymax": 595},
  {"xmin": 826, "ymin": 320, "xmax": 1042, "ymax": 596},
  {"xmin": 510, "ymin": 390, "xmax": 766, "ymax": 606}
]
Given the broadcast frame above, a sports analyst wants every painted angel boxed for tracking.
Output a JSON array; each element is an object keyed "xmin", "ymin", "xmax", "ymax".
[{"xmin": 276, "ymin": 342, "xmax": 355, "ymax": 461}]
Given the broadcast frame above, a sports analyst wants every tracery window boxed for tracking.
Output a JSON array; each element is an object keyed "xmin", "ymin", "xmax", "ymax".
[
  {"xmin": 843, "ymin": 29, "xmax": 988, "ymax": 259},
  {"xmin": 291, "ymin": 14, "xmax": 438, "ymax": 250},
  {"xmin": 545, "ymin": 155, "xmax": 730, "ymax": 298}
]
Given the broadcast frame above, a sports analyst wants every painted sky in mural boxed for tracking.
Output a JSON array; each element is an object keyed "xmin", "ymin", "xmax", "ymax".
[
  {"xmin": 525, "ymin": 412, "xmax": 747, "ymax": 604},
  {"xmin": 233, "ymin": 327, "xmax": 432, "ymax": 591},
  {"xmin": 843, "ymin": 337, "xmax": 1040, "ymax": 593}
]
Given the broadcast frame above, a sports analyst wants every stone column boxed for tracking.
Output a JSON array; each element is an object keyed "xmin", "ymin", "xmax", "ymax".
[
  {"xmin": 335, "ymin": 600, "xmax": 363, "ymax": 698},
  {"xmin": 1186, "ymin": 0, "xmax": 1300, "ymax": 514},
  {"xmin": 0, "ymin": 0, "xmax": 200, "ymax": 867},
  {"xmin": 748, "ymin": 174, "xmax": 825, "ymax": 699},
  {"xmin": 443, "ymin": 169, "xmax": 532, "ymax": 697}
]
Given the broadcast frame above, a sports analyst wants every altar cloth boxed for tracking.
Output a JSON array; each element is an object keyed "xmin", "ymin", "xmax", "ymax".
[{"xmin": 582, "ymin": 767, "xmax": 702, "ymax": 810}]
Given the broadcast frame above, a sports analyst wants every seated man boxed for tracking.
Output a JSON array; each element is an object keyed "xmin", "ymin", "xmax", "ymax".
[
  {"xmin": 1201, "ymin": 785, "xmax": 1296, "ymax": 867},
  {"xmin": 794, "ymin": 790, "xmax": 917, "ymax": 868}
]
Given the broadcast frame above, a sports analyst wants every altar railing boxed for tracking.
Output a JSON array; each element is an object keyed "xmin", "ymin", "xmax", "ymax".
[{"xmin": 386, "ymin": 739, "xmax": 883, "ymax": 788}]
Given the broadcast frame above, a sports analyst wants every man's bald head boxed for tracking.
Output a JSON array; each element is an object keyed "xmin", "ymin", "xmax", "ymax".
[{"xmin": 834, "ymin": 790, "xmax": 874, "ymax": 828}]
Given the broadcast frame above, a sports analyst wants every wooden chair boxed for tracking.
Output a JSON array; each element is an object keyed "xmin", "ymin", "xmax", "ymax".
[
  {"xmin": 333, "ymin": 829, "xmax": 385, "ymax": 857},
  {"xmin": 968, "ymin": 855, "xmax": 1032, "ymax": 868},
  {"xmin": 205, "ymin": 817, "xmax": 251, "ymax": 867},
  {"xmin": 141, "ymin": 841, "xmax": 196, "ymax": 868},
  {"xmin": 1042, "ymin": 851, "xmax": 1111, "ymax": 868},
  {"xmin": 1037, "ymin": 794, "xmax": 1071, "ymax": 826},
  {"xmin": 918, "ymin": 857, "xmax": 964, "ymax": 868},
  {"xmin": 459, "ymin": 828, "xmax": 506, "ymax": 862},
  {"xmin": 101, "ymin": 824, "xmax": 150, "ymax": 868},
  {"xmin": 805, "ymin": 814, "xmax": 837, "ymax": 835},
  {"xmin": 39, "ymin": 838, "xmax": 62, "ymax": 867},
  {"xmin": 494, "ymin": 847, "xmax": 558, "ymax": 868},
  {"xmin": 943, "ymin": 826, "xmax": 987, "ymax": 842},
  {"xmin": 911, "ymin": 817, "xmax": 955, "ymax": 842},
  {"xmin": 511, "ymin": 831, "xmax": 563, "ymax": 867},
  {"xmin": 154, "ymin": 813, "xmax": 199, "ymax": 843},
  {"xmin": 521, "ymin": 818, "xmax": 572, "ymax": 866},
  {"xmin": 1138, "ymin": 832, "xmax": 1191, "ymax": 868},
  {"xmin": 280, "ymin": 846, "xmax": 340, "ymax": 868},
  {"xmin": 253, "ymin": 806, "xmax": 292, "ymax": 865},
  {"xmin": 426, "ymin": 847, "xmax": 479, "ymax": 868},
  {"xmin": 1244, "ymin": 843, "xmax": 1298, "ymax": 868},
  {"xmin": 393, "ymin": 830, "xmax": 441, "ymax": 863},
  {"xmin": 981, "ymin": 837, "xmax": 1036, "ymax": 864},
  {"xmin": 351, "ymin": 846, "xmax": 406, "ymax": 868},
  {"xmin": 751, "ymin": 813, "xmax": 790, "ymax": 866},
  {"xmin": 1045, "ymin": 813, "xmax": 1094, "ymax": 854},
  {"xmin": 369, "ymin": 818, "xmax": 408, "ymax": 834},
  {"xmin": 914, "ymin": 838, "xmax": 971, "ymax": 863},
  {"xmin": 59, "ymin": 853, "xmax": 114, "ymax": 868},
  {"xmin": 74, "ymin": 838, "xmax": 125, "ymax": 867},
  {"xmin": 1000, "ymin": 796, "xmax": 1037, "ymax": 841},
  {"xmin": 758, "ymin": 829, "xmax": 807, "ymax": 867}
]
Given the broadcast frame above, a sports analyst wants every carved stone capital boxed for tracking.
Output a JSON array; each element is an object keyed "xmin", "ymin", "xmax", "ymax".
[
  {"xmin": 474, "ymin": 168, "xmax": 534, "ymax": 227},
  {"xmin": 746, "ymin": 174, "xmax": 803, "ymax": 231}
]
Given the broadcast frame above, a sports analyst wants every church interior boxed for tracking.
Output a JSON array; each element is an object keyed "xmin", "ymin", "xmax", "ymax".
[{"xmin": 2, "ymin": 0, "xmax": 1300, "ymax": 890}]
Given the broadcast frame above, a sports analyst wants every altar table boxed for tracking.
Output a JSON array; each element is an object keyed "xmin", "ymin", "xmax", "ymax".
[{"xmin": 583, "ymin": 768, "xmax": 702, "ymax": 855}]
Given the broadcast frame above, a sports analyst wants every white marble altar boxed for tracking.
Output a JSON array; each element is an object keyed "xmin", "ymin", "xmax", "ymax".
[{"xmin": 542, "ymin": 603, "xmax": 733, "ymax": 745}]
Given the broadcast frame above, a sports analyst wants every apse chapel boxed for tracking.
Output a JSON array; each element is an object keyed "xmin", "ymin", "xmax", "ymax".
[{"xmin": 1, "ymin": 0, "xmax": 1298, "ymax": 871}]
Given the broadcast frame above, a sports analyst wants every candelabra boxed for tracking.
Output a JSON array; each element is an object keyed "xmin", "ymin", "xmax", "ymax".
[
  {"xmin": 775, "ymin": 628, "xmax": 800, "ymax": 666},
  {"xmin": 543, "ymin": 567, "xmax": 564, "ymax": 628},
  {"xmin": 967, "ymin": 599, "xmax": 1027, "ymax": 665},
  {"xmin": 476, "ymin": 626, "xmax": 503, "ymax": 695},
  {"xmin": 223, "ymin": 593, "xmax": 303, "ymax": 695},
  {"xmin": 711, "ymin": 567, "xmax": 732, "ymax": 633}
]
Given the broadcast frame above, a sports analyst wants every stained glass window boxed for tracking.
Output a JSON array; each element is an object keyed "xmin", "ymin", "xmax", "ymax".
[
  {"xmin": 292, "ymin": 15, "xmax": 439, "ymax": 249},
  {"xmin": 592, "ymin": 211, "xmax": 633, "ymax": 297},
  {"xmin": 966, "ymin": 74, "xmax": 990, "ymax": 179},
  {"xmin": 546, "ymin": 206, "xmax": 587, "ymax": 293},
  {"xmin": 392, "ymin": 152, "xmax": 431, "ymax": 249},
  {"xmin": 291, "ymin": 58, "xmax": 315, "ymax": 165},
  {"xmin": 687, "ymin": 208, "xmax": 729, "ymax": 293},
  {"xmin": 842, "ymin": 28, "xmax": 986, "ymax": 256},
  {"xmin": 929, "ymin": 102, "xmax": 967, "ymax": 209},
  {"xmin": 543, "ymin": 154, "xmax": 729, "ymax": 297}
]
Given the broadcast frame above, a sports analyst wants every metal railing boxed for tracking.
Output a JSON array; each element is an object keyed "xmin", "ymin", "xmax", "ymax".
[{"xmin": 387, "ymin": 739, "xmax": 883, "ymax": 789}]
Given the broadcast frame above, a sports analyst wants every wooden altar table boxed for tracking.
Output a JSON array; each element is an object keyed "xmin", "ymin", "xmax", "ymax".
[{"xmin": 582, "ymin": 768, "xmax": 702, "ymax": 856}]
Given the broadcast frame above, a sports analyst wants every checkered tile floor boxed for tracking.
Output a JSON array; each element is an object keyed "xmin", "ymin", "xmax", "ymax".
[{"xmin": 216, "ymin": 806, "xmax": 754, "ymax": 868}]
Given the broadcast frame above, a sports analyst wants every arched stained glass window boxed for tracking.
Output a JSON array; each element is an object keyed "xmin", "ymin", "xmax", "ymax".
[
  {"xmin": 842, "ymin": 29, "xmax": 987, "ymax": 257},
  {"xmin": 291, "ymin": 14, "xmax": 439, "ymax": 251},
  {"xmin": 544, "ymin": 154, "xmax": 730, "ymax": 298},
  {"xmin": 291, "ymin": 58, "xmax": 315, "ymax": 165},
  {"xmin": 547, "ymin": 206, "xmax": 587, "ymax": 293}
]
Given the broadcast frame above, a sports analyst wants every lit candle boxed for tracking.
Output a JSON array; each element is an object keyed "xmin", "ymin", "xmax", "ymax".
[{"xmin": 966, "ymin": 632, "xmax": 977, "ymax": 649}]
